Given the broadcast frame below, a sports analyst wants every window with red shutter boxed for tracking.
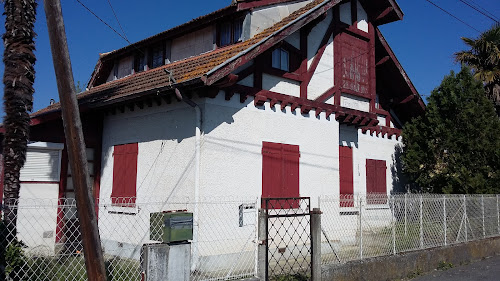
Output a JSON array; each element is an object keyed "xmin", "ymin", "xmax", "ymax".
[
  {"xmin": 111, "ymin": 143, "xmax": 138, "ymax": 206},
  {"xmin": 262, "ymin": 142, "xmax": 300, "ymax": 209},
  {"xmin": 339, "ymin": 146, "xmax": 354, "ymax": 207},
  {"xmin": 366, "ymin": 159, "xmax": 387, "ymax": 204}
]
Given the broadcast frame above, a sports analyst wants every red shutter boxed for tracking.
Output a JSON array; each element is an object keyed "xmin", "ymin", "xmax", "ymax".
[
  {"xmin": 111, "ymin": 143, "xmax": 138, "ymax": 206},
  {"xmin": 366, "ymin": 159, "xmax": 376, "ymax": 194},
  {"xmin": 339, "ymin": 146, "xmax": 354, "ymax": 207},
  {"xmin": 375, "ymin": 160, "xmax": 387, "ymax": 194},
  {"xmin": 262, "ymin": 142, "xmax": 300, "ymax": 209},
  {"xmin": 366, "ymin": 159, "xmax": 387, "ymax": 204}
]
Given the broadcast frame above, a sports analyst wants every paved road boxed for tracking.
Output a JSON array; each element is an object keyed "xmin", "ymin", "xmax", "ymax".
[{"xmin": 412, "ymin": 255, "xmax": 500, "ymax": 281}]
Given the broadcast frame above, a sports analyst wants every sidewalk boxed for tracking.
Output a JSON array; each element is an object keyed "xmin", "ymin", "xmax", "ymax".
[{"xmin": 411, "ymin": 255, "xmax": 500, "ymax": 281}]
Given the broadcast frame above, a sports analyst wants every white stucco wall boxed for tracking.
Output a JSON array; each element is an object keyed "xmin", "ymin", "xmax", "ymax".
[
  {"xmin": 308, "ymin": 35, "xmax": 334, "ymax": 100},
  {"xmin": 171, "ymin": 26, "xmax": 215, "ymax": 62},
  {"xmin": 201, "ymin": 93, "xmax": 340, "ymax": 207},
  {"xmin": 307, "ymin": 10, "xmax": 333, "ymax": 69},
  {"xmin": 357, "ymin": 0, "xmax": 368, "ymax": 33},
  {"xmin": 262, "ymin": 73, "xmax": 300, "ymax": 97},
  {"xmin": 249, "ymin": 0, "xmax": 313, "ymax": 37},
  {"xmin": 340, "ymin": 93, "xmax": 370, "ymax": 112}
]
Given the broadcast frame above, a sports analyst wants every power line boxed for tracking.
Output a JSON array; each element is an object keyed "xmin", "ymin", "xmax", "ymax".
[
  {"xmin": 74, "ymin": 0, "xmax": 131, "ymax": 45},
  {"xmin": 106, "ymin": 0, "xmax": 129, "ymax": 42},
  {"xmin": 459, "ymin": 0, "xmax": 499, "ymax": 24},
  {"xmin": 424, "ymin": 0, "xmax": 481, "ymax": 33},
  {"xmin": 463, "ymin": 0, "xmax": 499, "ymax": 22}
]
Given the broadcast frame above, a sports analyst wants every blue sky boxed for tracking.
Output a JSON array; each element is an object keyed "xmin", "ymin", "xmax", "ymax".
[{"xmin": 0, "ymin": 0, "xmax": 498, "ymax": 115}]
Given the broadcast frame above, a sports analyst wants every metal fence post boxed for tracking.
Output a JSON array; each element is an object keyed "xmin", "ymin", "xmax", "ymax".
[
  {"xmin": 420, "ymin": 195, "xmax": 423, "ymax": 249},
  {"xmin": 464, "ymin": 195, "xmax": 468, "ymax": 242},
  {"xmin": 359, "ymin": 196, "xmax": 363, "ymax": 259},
  {"xmin": 404, "ymin": 193, "xmax": 407, "ymax": 236},
  {"xmin": 482, "ymin": 195, "xmax": 485, "ymax": 238},
  {"xmin": 391, "ymin": 196, "xmax": 396, "ymax": 255},
  {"xmin": 497, "ymin": 195, "xmax": 500, "ymax": 235},
  {"xmin": 257, "ymin": 209, "xmax": 267, "ymax": 280},
  {"xmin": 443, "ymin": 195, "xmax": 447, "ymax": 246},
  {"xmin": 311, "ymin": 208, "xmax": 322, "ymax": 281}
]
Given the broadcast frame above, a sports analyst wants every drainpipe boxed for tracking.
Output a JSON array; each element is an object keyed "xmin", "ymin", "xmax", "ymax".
[{"xmin": 174, "ymin": 88, "xmax": 202, "ymax": 272}]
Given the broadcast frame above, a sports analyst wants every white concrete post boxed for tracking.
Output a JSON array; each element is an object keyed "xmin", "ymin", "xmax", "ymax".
[
  {"xmin": 310, "ymin": 208, "xmax": 322, "ymax": 281},
  {"xmin": 359, "ymin": 196, "xmax": 363, "ymax": 259},
  {"xmin": 257, "ymin": 209, "xmax": 267, "ymax": 280},
  {"xmin": 420, "ymin": 195, "xmax": 423, "ymax": 249},
  {"xmin": 443, "ymin": 195, "xmax": 447, "ymax": 246}
]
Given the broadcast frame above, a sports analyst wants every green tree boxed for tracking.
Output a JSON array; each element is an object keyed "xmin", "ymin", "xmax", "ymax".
[
  {"xmin": 402, "ymin": 67, "xmax": 500, "ymax": 194},
  {"xmin": 455, "ymin": 24, "xmax": 500, "ymax": 115}
]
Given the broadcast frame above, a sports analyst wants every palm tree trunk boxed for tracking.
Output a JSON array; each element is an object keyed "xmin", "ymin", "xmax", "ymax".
[
  {"xmin": 2, "ymin": 0, "xmax": 37, "ymax": 245},
  {"xmin": 488, "ymin": 83, "xmax": 500, "ymax": 116}
]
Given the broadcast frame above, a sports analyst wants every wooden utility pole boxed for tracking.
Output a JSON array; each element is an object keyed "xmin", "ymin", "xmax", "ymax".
[{"xmin": 43, "ymin": 0, "xmax": 106, "ymax": 280}]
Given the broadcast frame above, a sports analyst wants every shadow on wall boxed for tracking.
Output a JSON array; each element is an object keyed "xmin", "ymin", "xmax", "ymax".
[{"xmin": 391, "ymin": 144, "xmax": 418, "ymax": 193}]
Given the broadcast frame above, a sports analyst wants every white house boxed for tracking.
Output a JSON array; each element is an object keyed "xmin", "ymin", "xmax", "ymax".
[{"xmin": 1, "ymin": 0, "xmax": 424, "ymax": 273}]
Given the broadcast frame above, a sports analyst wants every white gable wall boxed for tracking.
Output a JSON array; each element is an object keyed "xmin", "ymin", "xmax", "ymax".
[
  {"xmin": 171, "ymin": 26, "xmax": 215, "ymax": 62},
  {"xmin": 249, "ymin": 0, "xmax": 313, "ymax": 37}
]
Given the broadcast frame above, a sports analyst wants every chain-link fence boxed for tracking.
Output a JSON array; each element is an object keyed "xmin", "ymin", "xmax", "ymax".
[
  {"xmin": 2, "ymin": 194, "xmax": 500, "ymax": 280},
  {"xmin": 320, "ymin": 194, "xmax": 500, "ymax": 266},
  {"xmin": 1, "ymin": 196, "xmax": 259, "ymax": 281}
]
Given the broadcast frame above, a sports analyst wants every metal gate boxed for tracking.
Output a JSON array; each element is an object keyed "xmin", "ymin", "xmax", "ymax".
[{"xmin": 264, "ymin": 197, "xmax": 312, "ymax": 280}]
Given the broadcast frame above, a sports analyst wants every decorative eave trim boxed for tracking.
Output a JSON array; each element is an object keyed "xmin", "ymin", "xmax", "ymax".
[{"xmin": 361, "ymin": 125, "xmax": 402, "ymax": 138}]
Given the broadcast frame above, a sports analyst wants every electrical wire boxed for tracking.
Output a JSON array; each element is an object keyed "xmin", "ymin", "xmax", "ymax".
[
  {"xmin": 462, "ymin": 0, "xmax": 499, "ymax": 22},
  {"xmin": 459, "ymin": 0, "xmax": 499, "ymax": 24},
  {"xmin": 74, "ymin": 0, "xmax": 132, "ymax": 45},
  {"xmin": 424, "ymin": 0, "xmax": 481, "ymax": 33},
  {"xmin": 106, "ymin": 0, "xmax": 129, "ymax": 42}
]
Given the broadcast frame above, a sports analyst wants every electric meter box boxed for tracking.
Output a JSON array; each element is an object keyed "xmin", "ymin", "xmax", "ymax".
[{"xmin": 150, "ymin": 211, "xmax": 193, "ymax": 243}]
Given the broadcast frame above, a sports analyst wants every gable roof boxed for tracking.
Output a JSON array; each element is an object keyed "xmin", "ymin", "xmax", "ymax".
[
  {"xmin": 31, "ymin": 0, "xmax": 410, "ymax": 120},
  {"xmin": 31, "ymin": 0, "xmax": 332, "ymax": 117}
]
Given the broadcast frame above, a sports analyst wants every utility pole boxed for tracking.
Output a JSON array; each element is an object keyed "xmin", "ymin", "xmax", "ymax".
[{"xmin": 43, "ymin": 1, "xmax": 106, "ymax": 280}]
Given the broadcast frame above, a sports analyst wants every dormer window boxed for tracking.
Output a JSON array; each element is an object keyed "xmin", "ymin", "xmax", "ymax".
[
  {"xmin": 149, "ymin": 44, "xmax": 165, "ymax": 69},
  {"xmin": 134, "ymin": 52, "xmax": 146, "ymax": 73},
  {"xmin": 272, "ymin": 48, "xmax": 289, "ymax": 72},
  {"xmin": 218, "ymin": 17, "xmax": 244, "ymax": 47}
]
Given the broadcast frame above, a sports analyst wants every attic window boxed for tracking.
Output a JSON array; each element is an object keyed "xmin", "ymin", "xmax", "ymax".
[
  {"xmin": 149, "ymin": 44, "xmax": 165, "ymax": 69},
  {"xmin": 218, "ymin": 17, "xmax": 244, "ymax": 47},
  {"xmin": 272, "ymin": 48, "xmax": 289, "ymax": 72},
  {"xmin": 134, "ymin": 52, "xmax": 146, "ymax": 73}
]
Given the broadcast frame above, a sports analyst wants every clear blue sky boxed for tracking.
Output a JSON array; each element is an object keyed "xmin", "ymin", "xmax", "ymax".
[{"xmin": 0, "ymin": 0, "xmax": 498, "ymax": 116}]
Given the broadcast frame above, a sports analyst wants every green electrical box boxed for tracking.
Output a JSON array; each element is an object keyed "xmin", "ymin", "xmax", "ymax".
[{"xmin": 150, "ymin": 211, "xmax": 193, "ymax": 243}]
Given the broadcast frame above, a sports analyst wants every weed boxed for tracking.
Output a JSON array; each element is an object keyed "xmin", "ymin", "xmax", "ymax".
[{"xmin": 437, "ymin": 261, "xmax": 453, "ymax": 270}]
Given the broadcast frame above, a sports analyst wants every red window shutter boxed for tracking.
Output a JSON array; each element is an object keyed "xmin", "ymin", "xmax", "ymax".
[
  {"xmin": 375, "ymin": 160, "xmax": 387, "ymax": 193},
  {"xmin": 339, "ymin": 146, "xmax": 354, "ymax": 207},
  {"xmin": 366, "ymin": 159, "xmax": 376, "ymax": 194},
  {"xmin": 366, "ymin": 159, "xmax": 387, "ymax": 204},
  {"xmin": 111, "ymin": 143, "xmax": 138, "ymax": 206},
  {"xmin": 282, "ymin": 144, "xmax": 300, "ymax": 198},
  {"xmin": 262, "ymin": 142, "xmax": 300, "ymax": 209}
]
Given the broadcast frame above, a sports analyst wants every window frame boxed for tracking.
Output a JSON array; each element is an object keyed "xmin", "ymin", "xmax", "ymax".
[
  {"xmin": 217, "ymin": 17, "xmax": 244, "ymax": 47},
  {"xmin": 271, "ymin": 48, "xmax": 290, "ymax": 72}
]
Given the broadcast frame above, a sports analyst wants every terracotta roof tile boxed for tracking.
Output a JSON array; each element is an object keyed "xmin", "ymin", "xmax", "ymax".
[{"xmin": 32, "ymin": 0, "xmax": 325, "ymax": 118}]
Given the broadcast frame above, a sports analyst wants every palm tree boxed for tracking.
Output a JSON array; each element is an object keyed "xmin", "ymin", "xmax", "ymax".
[
  {"xmin": 455, "ymin": 24, "xmax": 500, "ymax": 115},
  {"xmin": 2, "ymin": 0, "xmax": 37, "ymax": 246}
]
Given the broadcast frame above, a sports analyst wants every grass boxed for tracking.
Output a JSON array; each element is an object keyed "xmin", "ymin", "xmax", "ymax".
[{"xmin": 10, "ymin": 255, "xmax": 139, "ymax": 281}]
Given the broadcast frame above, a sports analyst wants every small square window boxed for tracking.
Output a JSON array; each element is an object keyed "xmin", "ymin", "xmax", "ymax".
[
  {"xmin": 150, "ymin": 44, "xmax": 165, "ymax": 69},
  {"xmin": 220, "ymin": 22, "xmax": 232, "ymax": 46},
  {"xmin": 218, "ymin": 17, "xmax": 244, "ymax": 47},
  {"xmin": 272, "ymin": 48, "xmax": 289, "ymax": 72},
  {"xmin": 134, "ymin": 53, "xmax": 146, "ymax": 73}
]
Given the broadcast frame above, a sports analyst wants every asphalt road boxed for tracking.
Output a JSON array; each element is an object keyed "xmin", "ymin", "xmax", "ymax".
[{"xmin": 411, "ymin": 255, "xmax": 500, "ymax": 281}]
